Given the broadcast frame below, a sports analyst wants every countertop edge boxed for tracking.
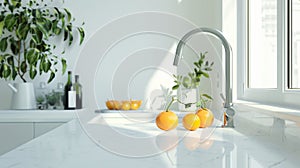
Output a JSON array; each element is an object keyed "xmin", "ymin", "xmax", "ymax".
[{"xmin": 0, "ymin": 109, "xmax": 84, "ymax": 122}]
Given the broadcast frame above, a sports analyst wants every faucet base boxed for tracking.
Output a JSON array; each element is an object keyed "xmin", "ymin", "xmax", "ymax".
[{"xmin": 222, "ymin": 114, "xmax": 235, "ymax": 128}]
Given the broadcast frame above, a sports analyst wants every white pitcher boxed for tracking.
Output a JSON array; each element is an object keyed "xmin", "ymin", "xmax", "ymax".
[{"xmin": 8, "ymin": 83, "xmax": 37, "ymax": 110}]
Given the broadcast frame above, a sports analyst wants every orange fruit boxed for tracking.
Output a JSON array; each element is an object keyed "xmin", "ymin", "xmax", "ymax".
[
  {"xmin": 182, "ymin": 113, "xmax": 200, "ymax": 131},
  {"xmin": 196, "ymin": 108, "xmax": 214, "ymax": 128},
  {"xmin": 130, "ymin": 100, "xmax": 142, "ymax": 110},
  {"xmin": 156, "ymin": 111, "xmax": 178, "ymax": 131},
  {"xmin": 113, "ymin": 100, "xmax": 121, "ymax": 110},
  {"xmin": 106, "ymin": 100, "xmax": 115, "ymax": 110},
  {"xmin": 121, "ymin": 101, "xmax": 131, "ymax": 110}
]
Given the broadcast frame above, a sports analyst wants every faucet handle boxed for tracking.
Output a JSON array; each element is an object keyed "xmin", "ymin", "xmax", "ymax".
[{"xmin": 226, "ymin": 106, "xmax": 235, "ymax": 117}]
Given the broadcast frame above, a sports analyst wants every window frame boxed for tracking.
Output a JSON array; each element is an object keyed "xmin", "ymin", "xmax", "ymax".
[{"xmin": 237, "ymin": 0, "xmax": 300, "ymax": 108}]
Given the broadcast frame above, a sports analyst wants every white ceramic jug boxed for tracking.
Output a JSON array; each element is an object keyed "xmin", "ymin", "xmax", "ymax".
[{"xmin": 8, "ymin": 83, "xmax": 37, "ymax": 110}]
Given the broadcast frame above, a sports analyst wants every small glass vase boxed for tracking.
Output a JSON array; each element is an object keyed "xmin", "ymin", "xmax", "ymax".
[{"xmin": 178, "ymin": 88, "xmax": 198, "ymax": 112}]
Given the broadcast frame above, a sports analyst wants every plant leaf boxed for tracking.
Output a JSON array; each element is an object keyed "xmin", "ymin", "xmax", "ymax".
[
  {"xmin": 0, "ymin": 64, "xmax": 3, "ymax": 78},
  {"xmin": 34, "ymin": 9, "xmax": 42, "ymax": 20},
  {"xmin": 77, "ymin": 27, "xmax": 85, "ymax": 45},
  {"xmin": 39, "ymin": 55, "xmax": 46, "ymax": 75},
  {"xmin": 204, "ymin": 67, "xmax": 212, "ymax": 71},
  {"xmin": 202, "ymin": 72, "xmax": 209, "ymax": 78},
  {"xmin": 47, "ymin": 71, "xmax": 55, "ymax": 83},
  {"xmin": 54, "ymin": 7, "xmax": 61, "ymax": 18},
  {"xmin": 184, "ymin": 103, "xmax": 192, "ymax": 109},
  {"xmin": 7, "ymin": 56, "xmax": 14, "ymax": 65},
  {"xmin": 9, "ymin": 38, "xmax": 20, "ymax": 55},
  {"xmin": 202, "ymin": 94, "xmax": 213, "ymax": 100},
  {"xmin": 194, "ymin": 68, "xmax": 198, "ymax": 74},
  {"xmin": 21, "ymin": 61, "xmax": 27, "ymax": 73},
  {"xmin": 32, "ymin": 28, "xmax": 43, "ymax": 44},
  {"xmin": 0, "ymin": 21, "xmax": 4, "ymax": 37},
  {"xmin": 64, "ymin": 8, "xmax": 72, "ymax": 22},
  {"xmin": 29, "ymin": 65, "xmax": 37, "ymax": 79},
  {"xmin": 0, "ymin": 37, "xmax": 8, "ymax": 52},
  {"xmin": 17, "ymin": 22, "xmax": 30, "ymax": 40},
  {"xmin": 61, "ymin": 58, "xmax": 67, "ymax": 74},
  {"xmin": 4, "ymin": 14, "xmax": 17, "ymax": 31},
  {"xmin": 43, "ymin": 60, "xmax": 51, "ymax": 73},
  {"xmin": 43, "ymin": 19, "xmax": 52, "ymax": 32},
  {"xmin": 68, "ymin": 29, "xmax": 73, "ymax": 46},
  {"xmin": 193, "ymin": 62, "xmax": 200, "ymax": 68},
  {"xmin": 172, "ymin": 85, "xmax": 179, "ymax": 90},
  {"xmin": 11, "ymin": 66, "xmax": 17, "ymax": 80},
  {"xmin": 196, "ymin": 101, "xmax": 202, "ymax": 107},
  {"xmin": 63, "ymin": 27, "xmax": 68, "ymax": 41},
  {"xmin": 36, "ymin": 19, "xmax": 49, "ymax": 39},
  {"xmin": 182, "ymin": 76, "xmax": 191, "ymax": 88},
  {"xmin": 11, "ymin": 0, "xmax": 21, "ymax": 8},
  {"xmin": 52, "ymin": 20, "xmax": 61, "ymax": 35},
  {"xmin": 26, "ymin": 48, "xmax": 39, "ymax": 64},
  {"xmin": 2, "ymin": 64, "xmax": 11, "ymax": 78},
  {"xmin": 29, "ymin": 39, "xmax": 36, "ymax": 48}
]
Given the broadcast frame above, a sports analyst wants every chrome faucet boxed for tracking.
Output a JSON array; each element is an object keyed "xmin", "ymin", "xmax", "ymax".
[{"xmin": 173, "ymin": 28, "xmax": 235, "ymax": 128}]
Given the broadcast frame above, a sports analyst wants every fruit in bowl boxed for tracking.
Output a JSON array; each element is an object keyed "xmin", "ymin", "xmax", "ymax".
[
  {"xmin": 105, "ymin": 99, "xmax": 142, "ymax": 110},
  {"xmin": 130, "ymin": 100, "xmax": 142, "ymax": 110},
  {"xmin": 121, "ymin": 101, "xmax": 131, "ymax": 110},
  {"xmin": 105, "ymin": 100, "xmax": 115, "ymax": 110},
  {"xmin": 114, "ymin": 101, "xmax": 122, "ymax": 110},
  {"xmin": 105, "ymin": 100, "xmax": 121, "ymax": 110}
]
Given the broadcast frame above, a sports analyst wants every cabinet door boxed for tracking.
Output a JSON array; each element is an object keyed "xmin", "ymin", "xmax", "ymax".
[
  {"xmin": 0, "ymin": 123, "xmax": 34, "ymax": 155},
  {"xmin": 34, "ymin": 122, "xmax": 64, "ymax": 138}
]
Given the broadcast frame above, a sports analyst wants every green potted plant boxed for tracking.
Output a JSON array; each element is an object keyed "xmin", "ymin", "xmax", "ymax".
[
  {"xmin": 172, "ymin": 52, "xmax": 213, "ymax": 111},
  {"xmin": 0, "ymin": 0, "xmax": 85, "ymax": 109},
  {"xmin": 45, "ymin": 90, "xmax": 63, "ymax": 109}
]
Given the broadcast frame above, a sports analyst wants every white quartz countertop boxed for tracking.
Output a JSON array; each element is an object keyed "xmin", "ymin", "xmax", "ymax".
[
  {"xmin": 0, "ymin": 109, "xmax": 80, "ymax": 122},
  {"xmin": 0, "ymin": 109, "xmax": 300, "ymax": 168}
]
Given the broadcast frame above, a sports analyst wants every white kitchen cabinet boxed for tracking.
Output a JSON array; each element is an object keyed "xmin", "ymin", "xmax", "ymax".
[
  {"xmin": 0, "ymin": 122, "xmax": 65, "ymax": 156},
  {"xmin": 34, "ymin": 122, "xmax": 64, "ymax": 138},
  {"xmin": 0, "ymin": 123, "xmax": 34, "ymax": 155},
  {"xmin": 0, "ymin": 109, "xmax": 81, "ymax": 155}
]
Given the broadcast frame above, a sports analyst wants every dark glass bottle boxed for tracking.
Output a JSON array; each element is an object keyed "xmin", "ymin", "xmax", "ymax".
[
  {"xmin": 74, "ymin": 75, "xmax": 82, "ymax": 109},
  {"xmin": 64, "ymin": 71, "xmax": 76, "ymax": 110}
]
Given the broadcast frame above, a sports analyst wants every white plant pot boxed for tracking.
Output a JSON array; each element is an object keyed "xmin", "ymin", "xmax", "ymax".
[
  {"xmin": 9, "ymin": 83, "xmax": 37, "ymax": 110},
  {"xmin": 178, "ymin": 88, "xmax": 198, "ymax": 112}
]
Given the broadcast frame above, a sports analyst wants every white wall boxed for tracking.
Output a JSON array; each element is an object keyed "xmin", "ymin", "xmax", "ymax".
[{"xmin": 0, "ymin": 0, "xmax": 222, "ymax": 110}]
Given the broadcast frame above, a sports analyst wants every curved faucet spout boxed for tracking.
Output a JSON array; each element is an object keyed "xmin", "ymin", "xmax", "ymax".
[{"xmin": 173, "ymin": 27, "xmax": 235, "ymax": 127}]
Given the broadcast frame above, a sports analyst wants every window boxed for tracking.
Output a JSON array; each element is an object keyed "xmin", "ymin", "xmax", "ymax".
[
  {"xmin": 237, "ymin": 0, "xmax": 300, "ymax": 108},
  {"xmin": 248, "ymin": 0, "xmax": 277, "ymax": 88},
  {"xmin": 289, "ymin": 0, "xmax": 300, "ymax": 89}
]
